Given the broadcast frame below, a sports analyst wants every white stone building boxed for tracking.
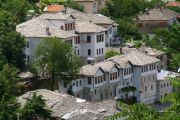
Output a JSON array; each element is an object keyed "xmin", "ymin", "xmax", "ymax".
[
  {"xmin": 66, "ymin": 8, "xmax": 120, "ymax": 46},
  {"xmin": 60, "ymin": 51, "xmax": 160, "ymax": 104},
  {"xmin": 16, "ymin": 11, "xmax": 115, "ymax": 64},
  {"xmin": 156, "ymin": 70, "xmax": 180, "ymax": 100}
]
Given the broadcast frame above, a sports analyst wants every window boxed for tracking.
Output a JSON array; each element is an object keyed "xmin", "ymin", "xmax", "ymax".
[
  {"xmin": 64, "ymin": 82, "xmax": 67, "ymax": 88},
  {"xmin": 65, "ymin": 24, "xmax": 67, "ymax": 31},
  {"xmin": 97, "ymin": 49, "xmax": 98, "ymax": 55},
  {"xmin": 60, "ymin": 26, "xmax": 63, "ymax": 30},
  {"xmin": 87, "ymin": 35, "xmax": 91, "ymax": 43},
  {"xmin": 99, "ymin": 1, "xmax": 101, "ymax": 5},
  {"xmin": 27, "ymin": 55, "xmax": 29, "ymax": 62},
  {"xmin": 102, "ymin": 48, "xmax": 104, "ymax": 54},
  {"xmin": 80, "ymin": 80, "xmax": 82, "ymax": 86},
  {"xmin": 110, "ymin": 91, "xmax": 112, "ymax": 96},
  {"xmin": 73, "ymin": 23, "xmax": 75, "ymax": 30},
  {"xmin": 88, "ymin": 78, "xmax": 91, "ymax": 84},
  {"xmin": 70, "ymin": 23, "xmax": 72, "ymax": 30},
  {"xmin": 126, "ymin": 82, "xmax": 129, "ymax": 86},
  {"xmin": 95, "ymin": 77, "xmax": 97, "ymax": 84},
  {"xmin": 76, "ymin": 81, "xmax": 78, "ymax": 87},
  {"xmin": 99, "ymin": 48, "xmax": 101, "ymax": 55},
  {"xmin": 26, "ymin": 41, "xmax": 29, "ymax": 48},
  {"xmin": 74, "ymin": 36, "xmax": 80, "ymax": 44},
  {"xmin": 151, "ymin": 85, "xmax": 153, "ymax": 90},
  {"xmin": 145, "ymin": 86, "xmax": 147, "ymax": 92},
  {"xmin": 96, "ymin": 34, "xmax": 104, "ymax": 42},
  {"xmin": 77, "ymin": 49, "xmax": 79, "ymax": 55},
  {"xmin": 110, "ymin": 72, "xmax": 118, "ymax": 80},
  {"xmin": 94, "ymin": 90, "xmax": 96, "ymax": 94},
  {"xmin": 88, "ymin": 49, "xmax": 91, "ymax": 55}
]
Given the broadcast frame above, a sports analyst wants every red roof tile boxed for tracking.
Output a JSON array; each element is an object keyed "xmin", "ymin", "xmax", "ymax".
[
  {"xmin": 167, "ymin": 1, "xmax": 180, "ymax": 7},
  {"xmin": 46, "ymin": 5, "xmax": 65, "ymax": 12}
]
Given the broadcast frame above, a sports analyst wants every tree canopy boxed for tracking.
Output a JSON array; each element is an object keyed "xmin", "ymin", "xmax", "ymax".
[
  {"xmin": 0, "ymin": 64, "xmax": 20, "ymax": 120},
  {"xmin": 21, "ymin": 92, "xmax": 52, "ymax": 120},
  {"xmin": 144, "ymin": 24, "xmax": 180, "ymax": 71},
  {"xmin": 35, "ymin": 37, "xmax": 81, "ymax": 90},
  {"xmin": 105, "ymin": 50, "xmax": 119, "ymax": 59}
]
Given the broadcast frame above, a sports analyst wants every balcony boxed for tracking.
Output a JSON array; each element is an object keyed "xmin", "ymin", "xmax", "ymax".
[{"xmin": 111, "ymin": 35, "xmax": 122, "ymax": 46}]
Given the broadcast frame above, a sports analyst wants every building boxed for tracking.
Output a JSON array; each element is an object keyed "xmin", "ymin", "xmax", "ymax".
[
  {"xmin": 18, "ymin": 89, "xmax": 119, "ymax": 120},
  {"xmin": 66, "ymin": 8, "xmax": 120, "ymax": 46},
  {"xmin": 139, "ymin": 46, "xmax": 168, "ymax": 70},
  {"xmin": 16, "ymin": 11, "xmax": 110, "ymax": 64},
  {"xmin": 60, "ymin": 51, "xmax": 160, "ymax": 104},
  {"xmin": 74, "ymin": 0, "xmax": 107, "ymax": 14},
  {"xmin": 156, "ymin": 70, "xmax": 180, "ymax": 100},
  {"xmin": 134, "ymin": 7, "xmax": 179, "ymax": 33},
  {"xmin": 75, "ymin": 22, "xmax": 107, "ymax": 62},
  {"xmin": 166, "ymin": 1, "xmax": 180, "ymax": 7},
  {"xmin": 107, "ymin": 46, "xmax": 168, "ymax": 70}
]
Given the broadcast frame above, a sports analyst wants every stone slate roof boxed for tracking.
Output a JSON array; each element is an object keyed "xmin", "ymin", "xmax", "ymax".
[
  {"xmin": 139, "ymin": 46, "xmax": 165, "ymax": 56},
  {"xmin": 39, "ymin": 12, "xmax": 74, "ymax": 20},
  {"xmin": 16, "ymin": 16, "xmax": 76, "ymax": 38},
  {"xmin": 79, "ymin": 64, "xmax": 104, "ymax": 76},
  {"xmin": 79, "ymin": 60, "xmax": 119, "ymax": 76},
  {"xmin": 66, "ymin": 8, "xmax": 115, "ymax": 25},
  {"xmin": 18, "ymin": 89, "xmax": 118, "ymax": 120},
  {"xmin": 80, "ymin": 51, "xmax": 160, "ymax": 75},
  {"xmin": 75, "ymin": 22, "xmax": 107, "ymax": 33},
  {"xmin": 110, "ymin": 51, "xmax": 160, "ymax": 66},
  {"xmin": 136, "ymin": 8, "xmax": 179, "ymax": 21}
]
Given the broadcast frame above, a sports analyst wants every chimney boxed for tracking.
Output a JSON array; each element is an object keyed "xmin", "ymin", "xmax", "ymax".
[
  {"xmin": 120, "ymin": 47, "xmax": 122, "ymax": 54},
  {"xmin": 64, "ymin": 6, "xmax": 67, "ymax": 14},
  {"xmin": 46, "ymin": 27, "xmax": 50, "ymax": 36}
]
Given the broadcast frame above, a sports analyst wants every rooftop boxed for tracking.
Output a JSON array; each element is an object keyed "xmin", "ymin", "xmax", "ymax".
[
  {"xmin": 166, "ymin": 1, "xmax": 180, "ymax": 7},
  {"xmin": 66, "ymin": 8, "xmax": 115, "ymax": 25},
  {"xmin": 109, "ymin": 51, "xmax": 160, "ymax": 66},
  {"xmin": 136, "ymin": 8, "xmax": 179, "ymax": 21},
  {"xmin": 18, "ymin": 89, "xmax": 118, "ymax": 120},
  {"xmin": 157, "ymin": 70, "xmax": 180, "ymax": 81},
  {"xmin": 43, "ymin": 5, "xmax": 65, "ymax": 12},
  {"xmin": 75, "ymin": 22, "xmax": 107, "ymax": 33},
  {"xmin": 16, "ymin": 17, "xmax": 76, "ymax": 38},
  {"xmin": 139, "ymin": 46, "xmax": 165, "ymax": 56}
]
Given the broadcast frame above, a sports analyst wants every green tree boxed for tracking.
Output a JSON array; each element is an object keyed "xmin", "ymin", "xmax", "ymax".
[
  {"xmin": 0, "ymin": 10, "xmax": 26, "ymax": 69},
  {"xmin": 0, "ymin": 64, "xmax": 20, "ymax": 97},
  {"xmin": 0, "ymin": 10, "xmax": 15, "ymax": 35},
  {"xmin": 106, "ymin": 102, "xmax": 160, "ymax": 120},
  {"xmin": 35, "ymin": 37, "xmax": 81, "ymax": 90},
  {"xmin": 21, "ymin": 92, "xmax": 52, "ymax": 120},
  {"xmin": 99, "ymin": 6, "xmax": 110, "ymax": 17},
  {"xmin": 64, "ymin": 0, "xmax": 84, "ymax": 12},
  {"xmin": 0, "ymin": 51, "xmax": 7, "ymax": 71},
  {"xmin": 161, "ymin": 77, "xmax": 180, "ymax": 120},
  {"xmin": 147, "ymin": 24, "xmax": 180, "ymax": 71},
  {"xmin": 105, "ymin": 50, "xmax": 119, "ymax": 59},
  {"xmin": 0, "ymin": 32, "xmax": 26, "ymax": 68},
  {"xmin": 0, "ymin": 64, "xmax": 20, "ymax": 120},
  {"xmin": 115, "ymin": 18, "xmax": 142, "ymax": 40},
  {"xmin": 0, "ymin": 0, "xmax": 30, "ymax": 23}
]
